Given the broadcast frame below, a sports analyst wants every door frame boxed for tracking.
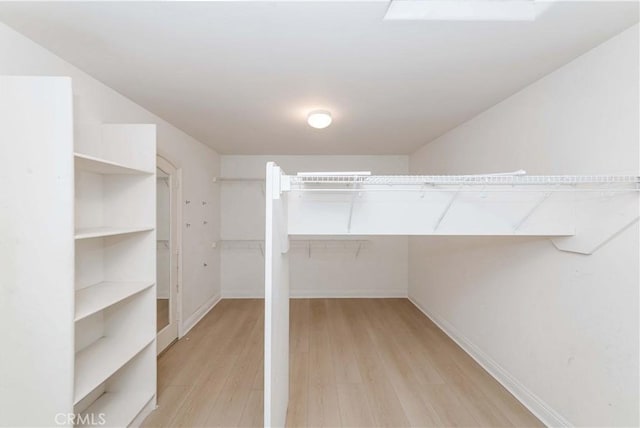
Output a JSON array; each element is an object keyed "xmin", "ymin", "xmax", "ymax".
[{"xmin": 156, "ymin": 154, "xmax": 183, "ymax": 354}]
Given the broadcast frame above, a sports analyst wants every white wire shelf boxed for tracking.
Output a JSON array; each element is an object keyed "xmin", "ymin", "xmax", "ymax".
[
  {"xmin": 275, "ymin": 165, "xmax": 639, "ymax": 253},
  {"xmin": 288, "ymin": 174, "xmax": 640, "ymax": 186}
]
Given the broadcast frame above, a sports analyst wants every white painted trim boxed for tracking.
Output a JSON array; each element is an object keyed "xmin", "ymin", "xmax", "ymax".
[
  {"xmin": 156, "ymin": 154, "xmax": 182, "ymax": 353},
  {"xmin": 222, "ymin": 290, "xmax": 407, "ymax": 299},
  {"xmin": 180, "ymin": 293, "xmax": 221, "ymax": 337},
  {"xmin": 408, "ymin": 297, "xmax": 572, "ymax": 428},
  {"xmin": 291, "ymin": 289, "xmax": 407, "ymax": 298},
  {"xmin": 175, "ymin": 168, "xmax": 184, "ymax": 339}
]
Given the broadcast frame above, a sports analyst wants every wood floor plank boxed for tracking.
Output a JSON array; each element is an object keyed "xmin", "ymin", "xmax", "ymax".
[
  {"xmin": 285, "ymin": 351, "xmax": 309, "ymax": 427},
  {"xmin": 205, "ymin": 306, "xmax": 264, "ymax": 427},
  {"xmin": 308, "ymin": 299, "xmax": 337, "ymax": 386},
  {"xmin": 239, "ymin": 390, "xmax": 264, "ymax": 427},
  {"xmin": 326, "ymin": 298, "xmax": 363, "ymax": 384},
  {"xmin": 144, "ymin": 298, "xmax": 542, "ymax": 428},
  {"xmin": 362, "ymin": 300, "xmax": 443, "ymax": 427},
  {"xmin": 420, "ymin": 383, "xmax": 481, "ymax": 427},
  {"xmin": 339, "ymin": 299, "xmax": 411, "ymax": 428},
  {"xmin": 397, "ymin": 300, "xmax": 540, "ymax": 427},
  {"xmin": 336, "ymin": 383, "xmax": 375, "ymax": 428},
  {"xmin": 141, "ymin": 386, "xmax": 190, "ymax": 428},
  {"xmin": 307, "ymin": 382, "xmax": 342, "ymax": 427},
  {"xmin": 290, "ymin": 299, "xmax": 311, "ymax": 354},
  {"xmin": 158, "ymin": 299, "xmax": 246, "ymax": 391},
  {"xmin": 378, "ymin": 299, "xmax": 446, "ymax": 385},
  {"xmin": 166, "ymin": 352, "xmax": 238, "ymax": 427}
]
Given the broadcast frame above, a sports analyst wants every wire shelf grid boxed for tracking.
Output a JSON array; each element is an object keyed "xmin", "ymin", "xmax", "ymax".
[{"xmin": 289, "ymin": 174, "xmax": 640, "ymax": 186}]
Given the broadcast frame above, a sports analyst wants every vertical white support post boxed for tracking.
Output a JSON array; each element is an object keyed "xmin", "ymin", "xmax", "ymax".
[
  {"xmin": 0, "ymin": 77, "xmax": 75, "ymax": 426},
  {"xmin": 264, "ymin": 162, "xmax": 290, "ymax": 427}
]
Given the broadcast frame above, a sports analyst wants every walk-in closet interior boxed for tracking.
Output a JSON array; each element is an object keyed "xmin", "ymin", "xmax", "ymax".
[{"xmin": 0, "ymin": 1, "xmax": 638, "ymax": 428}]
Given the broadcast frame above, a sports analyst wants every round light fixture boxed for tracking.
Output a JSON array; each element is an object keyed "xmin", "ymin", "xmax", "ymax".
[{"xmin": 307, "ymin": 110, "xmax": 332, "ymax": 129}]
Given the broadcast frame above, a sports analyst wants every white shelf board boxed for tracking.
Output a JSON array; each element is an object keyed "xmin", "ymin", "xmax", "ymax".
[
  {"xmin": 74, "ymin": 336, "xmax": 154, "ymax": 404},
  {"xmin": 74, "ymin": 153, "xmax": 154, "ymax": 175},
  {"xmin": 75, "ymin": 227, "xmax": 154, "ymax": 240},
  {"xmin": 76, "ymin": 391, "xmax": 154, "ymax": 428},
  {"xmin": 75, "ymin": 281, "xmax": 155, "ymax": 322}
]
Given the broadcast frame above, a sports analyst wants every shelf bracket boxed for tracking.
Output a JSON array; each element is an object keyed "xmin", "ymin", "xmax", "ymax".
[
  {"xmin": 514, "ymin": 191, "xmax": 553, "ymax": 232},
  {"xmin": 551, "ymin": 190, "xmax": 639, "ymax": 254},
  {"xmin": 434, "ymin": 186, "xmax": 461, "ymax": 231},
  {"xmin": 347, "ymin": 181, "xmax": 363, "ymax": 233}
]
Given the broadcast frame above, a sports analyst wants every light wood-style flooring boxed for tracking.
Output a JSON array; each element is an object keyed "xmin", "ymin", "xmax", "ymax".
[{"xmin": 142, "ymin": 298, "xmax": 542, "ymax": 427}]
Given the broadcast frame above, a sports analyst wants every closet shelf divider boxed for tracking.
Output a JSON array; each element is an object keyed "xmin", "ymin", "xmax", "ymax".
[
  {"xmin": 74, "ymin": 335, "xmax": 154, "ymax": 404},
  {"xmin": 74, "ymin": 152, "xmax": 154, "ymax": 175},
  {"xmin": 75, "ymin": 390, "xmax": 154, "ymax": 428},
  {"xmin": 74, "ymin": 226, "xmax": 154, "ymax": 240},
  {"xmin": 75, "ymin": 281, "xmax": 155, "ymax": 322}
]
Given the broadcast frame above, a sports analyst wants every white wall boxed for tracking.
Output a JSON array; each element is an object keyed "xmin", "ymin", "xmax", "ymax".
[
  {"xmin": 0, "ymin": 22, "xmax": 221, "ymax": 334},
  {"xmin": 409, "ymin": 25, "xmax": 639, "ymax": 427},
  {"xmin": 221, "ymin": 155, "xmax": 409, "ymax": 298}
]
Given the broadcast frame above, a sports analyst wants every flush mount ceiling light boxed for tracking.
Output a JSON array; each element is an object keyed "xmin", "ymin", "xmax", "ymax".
[
  {"xmin": 384, "ymin": 0, "xmax": 537, "ymax": 21},
  {"xmin": 307, "ymin": 110, "xmax": 332, "ymax": 129}
]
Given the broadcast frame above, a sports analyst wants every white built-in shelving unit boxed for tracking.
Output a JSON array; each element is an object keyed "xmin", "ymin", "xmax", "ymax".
[
  {"xmin": 1, "ymin": 77, "xmax": 157, "ymax": 427},
  {"xmin": 73, "ymin": 125, "xmax": 157, "ymax": 426}
]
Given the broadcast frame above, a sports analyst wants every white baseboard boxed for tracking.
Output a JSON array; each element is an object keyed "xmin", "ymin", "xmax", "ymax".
[
  {"xmin": 408, "ymin": 297, "xmax": 572, "ymax": 428},
  {"xmin": 291, "ymin": 289, "xmax": 407, "ymax": 298},
  {"xmin": 222, "ymin": 289, "xmax": 407, "ymax": 299},
  {"xmin": 180, "ymin": 293, "xmax": 221, "ymax": 337}
]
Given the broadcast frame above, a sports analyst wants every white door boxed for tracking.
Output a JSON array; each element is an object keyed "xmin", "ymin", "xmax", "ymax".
[{"xmin": 156, "ymin": 156, "xmax": 180, "ymax": 354}]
